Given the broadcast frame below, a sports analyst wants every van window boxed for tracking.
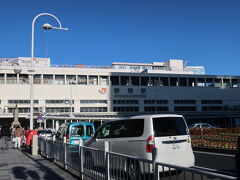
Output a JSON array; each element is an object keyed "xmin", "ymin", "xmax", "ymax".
[
  {"xmin": 86, "ymin": 125, "xmax": 94, "ymax": 136},
  {"xmin": 71, "ymin": 125, "xmax": 84, "ymax": 137},
  {"xmin": 129, "ymin": 119, "xmax": 144, "ymax": 137},
  {"xmin": 153, "ymin": 117, "xmax": 188, "ymax": 137},
  {"xmin": 95, "ymin": 123, "xmax": 111, "ymax": 139},
  {"xmin": 95, "ymin": 119, "xmax": 144, "ymax": 139},
  {"xmin": 109, "ymin": 120, "xmax": 128, "ymax": 138}
]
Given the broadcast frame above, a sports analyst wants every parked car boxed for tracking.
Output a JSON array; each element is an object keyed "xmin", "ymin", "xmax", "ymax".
[
  {"xmin": 84, "ymin": 114, "xmax": 195, "ymax": 178},
  {"xmin": 189, "ymin": 123, "xmax": 218, "ymax": 129},
  {"xmin": 37, "ymin": 129, "xmax": 55, "ymax": 139},
  {"xmin": 56, "ymin": 122, "xmax": 95, "ymax": 144}
]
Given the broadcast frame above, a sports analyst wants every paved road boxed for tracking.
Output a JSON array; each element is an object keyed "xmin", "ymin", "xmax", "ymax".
[
  {"xmin": 0, "ymin": 148, "xmax": 78, "ymax": 180},
  {"xmin": 194, "ymin": 151, "xmax": 236, "ymax": 176}
]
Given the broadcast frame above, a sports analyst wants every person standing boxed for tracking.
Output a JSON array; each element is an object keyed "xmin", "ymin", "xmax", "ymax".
[
  {"xmin": 13, "ymin": 126, "xmax": 23, "ymax": 149},
  {"xmin": 0, "ymin": 124, "xmax": 11, "ymax": 150}
]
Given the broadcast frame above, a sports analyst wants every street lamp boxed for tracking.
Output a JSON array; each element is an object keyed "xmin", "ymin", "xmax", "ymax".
[
  {"xmin": 66, "ymin": 76, "xmax": 79, "ymax": 116},
  {"xmin": 30, "ymin": 13, "xmax": 68, "ymax": 130}
]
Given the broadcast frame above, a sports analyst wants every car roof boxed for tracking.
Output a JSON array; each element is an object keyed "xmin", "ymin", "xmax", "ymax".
[
  {"xmin": 105, "ymin": 114, "xmax": 184, "ymax": 123},
  {"xmin": 68, "ymin": 122, "xmax": 94, "ymax": 126}
]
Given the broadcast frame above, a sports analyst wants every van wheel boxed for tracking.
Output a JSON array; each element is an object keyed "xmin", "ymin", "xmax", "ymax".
[
  {"xmin": 127, "ymin": 159, "xmax": 140, "ymax": 180},
  {"xmin": 84, "ymin": 151, "xmax": 94, "ymax": 169}
]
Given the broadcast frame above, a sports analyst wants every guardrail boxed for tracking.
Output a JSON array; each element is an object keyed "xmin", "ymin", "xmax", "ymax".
[{"xmin": 38, "ymin": 137, "xmax": 237, "ymax": 180}]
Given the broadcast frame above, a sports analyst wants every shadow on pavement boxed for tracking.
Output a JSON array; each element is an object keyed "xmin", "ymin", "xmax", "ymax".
[{"xmin": 15, "ymin": 149, "xmax": 72, "ymax": 180}]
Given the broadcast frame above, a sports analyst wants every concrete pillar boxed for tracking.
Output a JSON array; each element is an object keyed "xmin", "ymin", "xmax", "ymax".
[
  {"xmin": 31, "ymin": 135, "xmax": 38, "ymax": 156},
  {"xmin": 52, "ymin": 119, "xmax": 55, "ymax": 130}
]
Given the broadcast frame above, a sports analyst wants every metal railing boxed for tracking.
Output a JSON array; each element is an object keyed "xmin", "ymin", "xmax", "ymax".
[{"xmin": 38, "ymin": 137, "xmax": 237, "ymax": 180}]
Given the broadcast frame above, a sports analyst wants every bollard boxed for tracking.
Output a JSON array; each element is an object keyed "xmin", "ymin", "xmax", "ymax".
[
  {"xmin": 236, "ymin": 136, "xmax": 240, "ymax": 180},
  {"xmin": 152, "ymin": 147, "xmax": 159, "ymax": 180},
  {"xmin": 52, "ymin": 135, "xmax": 56, "ymax": 163},
  {"xmin": 32, "ymin": 135, "xmax": 38, "ymax": 156},
  {"xmin": 79, "ymin": 139, "xmax": 83, "ymax": 180},
  {"xmin": 64, "ymin": 137, "xmax": 67, "ymax": 170},
  {"xmin": 104, "ymin": 141, "xmax": 110, "ymax": 180}
]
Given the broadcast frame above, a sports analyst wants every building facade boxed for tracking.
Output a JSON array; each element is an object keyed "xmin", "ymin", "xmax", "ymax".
[{"xmin": 0, "ymin": 57, "xmax": 239, "ymax": 128}]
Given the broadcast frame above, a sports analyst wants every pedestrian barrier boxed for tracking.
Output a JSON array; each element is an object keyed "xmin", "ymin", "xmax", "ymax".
[{"xmin": 38, "ymin": 137, "xmax": 237, "ymax": 180}]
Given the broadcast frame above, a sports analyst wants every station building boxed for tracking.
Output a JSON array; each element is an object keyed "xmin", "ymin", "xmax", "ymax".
[{"xmin": 0, "ymin": 57, "xmax": 239, "ymax": 128}]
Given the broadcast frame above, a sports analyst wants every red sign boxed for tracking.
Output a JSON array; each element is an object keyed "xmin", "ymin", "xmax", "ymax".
[{"xmin": 99, "ymin": 88, "xmax": 108, "ymax": 94}]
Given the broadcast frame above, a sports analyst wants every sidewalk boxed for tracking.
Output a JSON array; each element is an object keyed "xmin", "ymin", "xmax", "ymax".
[{"xmin": 0, "ymin": 148, "xmax": 78, "ymax": 180}]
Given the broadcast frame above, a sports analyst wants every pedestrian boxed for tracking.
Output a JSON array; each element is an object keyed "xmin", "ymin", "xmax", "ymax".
[
  {"xmin": 11, "ymin": 126, "xmax": 16, "ymax": 144},
  {"xmin": 13, "ymin": 126, "xmax": 23, "ymax": 149},
  {"xmin": 0, "ymin": 124, "xmax": 11, "ymax": 150}
]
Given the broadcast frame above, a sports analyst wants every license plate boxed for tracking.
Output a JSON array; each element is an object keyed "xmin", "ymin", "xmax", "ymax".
[
  {"xmin": 169, "ymin": 143, "xmax": 185, "ymax": 151},
  {"xmin": 73, "ymin": 140, "xmax": 79, "ymax": 144}
]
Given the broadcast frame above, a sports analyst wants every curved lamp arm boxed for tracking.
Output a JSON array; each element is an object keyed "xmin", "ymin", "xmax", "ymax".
[{"xmin": 31, "ymin": 13, "xmax": 68, "ymax": 66}]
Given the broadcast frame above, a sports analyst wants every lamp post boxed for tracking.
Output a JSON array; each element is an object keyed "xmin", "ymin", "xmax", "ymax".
[
  {"xmin": 66, "ymin": 76, "xmax": 79, "ymax": 116},
  {"xmin": 30, "ymin": 13, "xmax": 68, "ymax": 130}
]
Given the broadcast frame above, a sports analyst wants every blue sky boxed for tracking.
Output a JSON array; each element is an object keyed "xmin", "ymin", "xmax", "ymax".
[{"xmin": 0, "ymin": 0, "xmax": 240, "ymax": 75}]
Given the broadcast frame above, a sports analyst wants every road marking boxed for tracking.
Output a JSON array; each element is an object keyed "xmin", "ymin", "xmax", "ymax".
[{"xmin": 193, "ymin": 150, "xmax": 235, "ymax": 157}]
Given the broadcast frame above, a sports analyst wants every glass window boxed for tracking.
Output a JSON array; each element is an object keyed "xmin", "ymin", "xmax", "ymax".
[
  {"xmin": 141, "ymin": 77, "xmax": 149, "ymax": 86},
  {"xmin": 43, "ymin": 75, "xmax": 53, "ymax": 84},
  {"xmin": 131, "ymin": 76, "xmax": 140, "ymax": 86},
  {"xmin": 153, "ymin": 117, "xmax": 188, "ymax": 137},
  {"xmin": 113, "ymin": 106, "xmax": 139, "ymax": 112},
  {"xmin": 202, "ymin": 106, "xmax": 223, "ymax": 111},
  {"xmin": 80, "ymin": 100, "xmax": 107, "ymax": 104},
  {"xmin": 95, "ymin": 123, "xmax": 111, "ymax": 139},
  {"xmin": 89, "ymin": 76, "xmax": 98, "ymax": 85},
  {"xmin": 33, "ymin": 74, "xmax": 41, "ymax": 84},
  {"xmin": 170, "ymin": 78, "xmax": 178, "ymax": 86},
  {"xmin": 129, "ymin": 119, "xmax": 144, "ymax": 137},
  {"xmin": 214, "ymin": 79, "xmax": 222, "ymax": 88},
  {"xmin": 78, "ymin": 75, "xmax": 87, "ymax": 85},
  {"xmin": 157, "ymin": 106, "xmax": 168, "ymax": 111},
  {"xmin": 19, "ymin": 74, "xmax": 29, "ymax": 84},
  {"xmin": 86, "ymin": 125, "xmax": 94, "ymax": 136},
  {"xmin": 80, "ymin": 107, "xmax": 107, "ymax": 112},
  {"xmin": 55, "ymin": 75, "xmax": 65, "ymax": 85},
  {"xmin": 156, "ymin": 100, "xmax": 168, "ymax": 104},
  {"xmin": 232, "ymin": 79, "xmax": 240, "ymax": 88},
  {"xmin": 46, "ymin": 107, "xmax": 71, "ymax": 113},
  {"xmin": 95, "ymin": 119, "xmax": 144, "ymax": 139},
  {"xmin": 205, "ymin": 78, "xmax": 214, "ymax": 87},
  {"xmin": 197, "ymin": 78, "xmax": 205, "ymax": 87},
  {"xmin": 66, "ymin": 75, "xmax": 76, "ymax": 84},
  {"xmin": 0, "ymin": 74, "xmax": 4, "ymax": 84},
  {"xmin": 6, "ymin": 74, "xmax": 17, "ymax": 84},
  {"xmin": 160, "ymin": 77, "xmax": 169, "ymax": 86},
  {"xmin": 174, "ymin": 106, "xmax": 196, "ymax": 111},
  {"xmin": 201, "ymin": 100, "xmax": 222, "ymax": 104},
  {"xmin": 174, "ymin": 100, "xmax": 196, "ymax": 104},
  {"xmin": 110, "ymin": 76, "xmax": 119, "ymax": 85},
  {"xmin": 223, "ymin": 79, "xmax": 231, "ymax": 88},
  {"xmin": 151, "ymin": 77, "xmax": 160, "ymax": 86},
  {"xmin": 144, "ymin": 106, "xmax": 156, "ymax": 112},
  {"xmin": 99, "ymin": 76, "xmax": 109, "ymax": 85},
  {"xmin": 179, "ymin": 78, "xmax": 187, "ymax": 86},
  {"xmin": 121, "ymin": 76, "xmax": 129, "ymax": 85},
  {"xmin": 71, "ymin": 125, "xmax": 84, "ymax": 137},
  {"xmin": 188, "ymin": 78, "xmax": 196, "ymax": 87}
]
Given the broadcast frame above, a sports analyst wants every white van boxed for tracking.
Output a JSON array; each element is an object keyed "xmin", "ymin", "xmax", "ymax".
[{"xmin": 84, "ymin": 114, "xmax": 195, "ymax": 176}]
